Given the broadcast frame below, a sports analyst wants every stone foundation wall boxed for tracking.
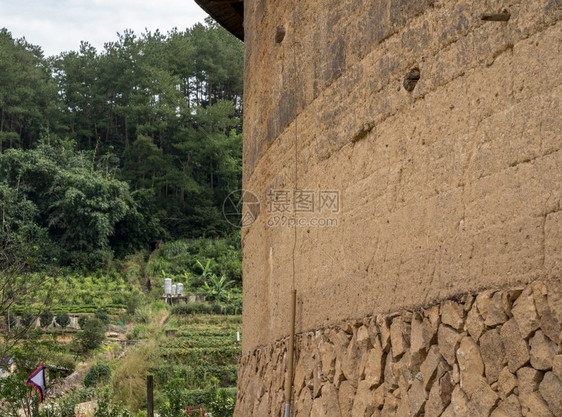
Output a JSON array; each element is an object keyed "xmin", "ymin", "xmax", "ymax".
[{"xmin": 234, "ymin": 279, "xmax": 561, "ymax": 416}]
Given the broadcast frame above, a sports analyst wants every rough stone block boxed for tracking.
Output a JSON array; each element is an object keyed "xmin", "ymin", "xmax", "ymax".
[
  {"xmin": 516, "ymin": 366, "xmax": 543, "ymax": 394},
  {"xmin": 490, "ymin": 395, "xmax": 522, "ymax": 417},
  {"xmin": 519, "ymin": 391, "xmax": 554, "ymax": 417},
  {"xmin": 485, "ymin": 291, "xmax": 510, "ymax": 327},
  {"xmin": 425, "ymin": 371, "xmax": 454, "ymax": 417},
  {"xmin": 529, "ymin": 330, "xmax": 557, "ymax": 371},
  {"xmin": 441, "ymin": 300, "xmax": 465, "ymax": 331},
  {"xmin": 338, "ymin": 380, "xmax": 355, "ymax": 417},
  {"xmin": 500, "ymin": 318, "xmax": 530, "ymax": 373},
  {"xmin": 390, "ymin": 317, "xmax": 410, "ymax": 359},
  {"xmin": 408, "ymin": 378, "xmax": 427, "ymax": 417},
  {"xmin": 512, "ymin": 286, "xmax": 541, "ymax": 339},
  {"xmin": 532, "ymin": 282, "xmax": 561, "ymax": 344},
  {"xmin": 420, "ymin": 345, "xmax": 445, "ymax": 391},
  {"xmin": 351, "ymin": 380, "xmax": 376, "ymax": 417},
  {"xmin": 438, "ymin": 324, "xmax": 462, "ymax": 366},
  {"xmin": 311, "ymin": 383, "xmax": 342, "ymax": 417},
  {"xmin": 410, "ymin": 313, "xmax": 436, "ymax": 364},
  {"xmin": 480, "ymin": 328, "xmax": 506, "ymax": 383},
  {"xmin": 497, "ymin": 367, "xmax": 517, "ymax": 399},
  {"xmin": 465, "ymin": 304, "xmax": 486, "ymax": 341},
  {"xmin": 553, "ymin": 355, "xmax": 562, "ymax": 379},
  {"xmin": 363, "ymin": 339, "xmax": 385, "ymax": 388},
  {"xmin": 539, "ymin": 372, "xmax": 562, "ymax": 416}
]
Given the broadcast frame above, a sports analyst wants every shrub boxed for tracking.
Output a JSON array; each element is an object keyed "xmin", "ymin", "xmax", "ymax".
[
  {"xmin": 20, "ymin": 312, "xmax": 35, "ymax": 328},
  {"xmin": 4, "ymin": 313, "xmax": 17, "ymax": 329},
  {"xmin": 111, "ymin": 342, "xmax": 157, "ymax": 412},
  {"xmin": 126, "ymin": 290, "xmax": 144, "ymax": 315},
  {"xmin": 56, "ymin": 312, "xmax": 71, "ymax": 328},
  {"xmin": 131, "ymin": 324, "xmax": 146, "ymax": 339},
  {"xmin": 133, "ymin": 305, "xmax": 151, "ymax": 324},
  {"xmin": 93, "ymin": 386, "xmax": 131, "ymax": 417},
  {"xmin": 78, "ymin": 315, "xmax": 87, "ymax": 329},
  {"xmin": 78, "ymin": 318, "xmax": 106, "ymax": 351},
  {"xmin": 40, "ymin": 310, "xmax": 54, "ymax": 328},
  {"xmin": 209, "ymin": 387, "xmax": 236, "ymax": 417},
  {"xmin": 151, "ymin": 300, "xmax": 168, "ymax": 312},
  {"xmin": 159, "ymin": 378, "xmax": 187, "ymax": 417},
  {"xmin": 202, "ymin": 274, "xmax": 233, "ymax": 302},
  {"xmin": 84, "ymin": 361, "xmax": 112, "ymax": 388},
  {"xmin": 94, "ymin": 309, "xmax": 109, "ymax": 324},
  {"xmin": 184, "ymin": 386, "xmax": 236, "ymax": 414},
  {"xmin": 144, "ymin": 237, "xmax": 242, "ymax": 285},
  {"xmin": 53, "ymin": 353, "xmax": 77, "ymax": 373}
]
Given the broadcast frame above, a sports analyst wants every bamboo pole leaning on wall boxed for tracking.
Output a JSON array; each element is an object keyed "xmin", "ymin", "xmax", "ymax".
[{"xmin": 284, "ymin": 289, "xmax": 297, "ymax": 417}]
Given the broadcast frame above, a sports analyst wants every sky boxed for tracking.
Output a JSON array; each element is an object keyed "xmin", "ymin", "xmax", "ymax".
[{"xmin": 0, "ymin": 0, "xmax": 209, "ymax": 57}]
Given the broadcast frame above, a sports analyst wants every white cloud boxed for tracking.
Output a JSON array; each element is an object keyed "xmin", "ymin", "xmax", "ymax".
[{"xmin": 0, "ymin": 0, "xmax": 209, "ymax": 56}]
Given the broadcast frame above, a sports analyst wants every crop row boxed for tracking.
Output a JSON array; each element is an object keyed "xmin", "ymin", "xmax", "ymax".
[
  {"xmin": 163, "ymin": 336, "xmax": 238, "ymax": 349},
  {"xmin": 150, "ymin": 363, "xmax": 238, "ymax": 389},
  {"xmin": 160, "ymin": 346, "xmax": 241, "ymax": 366},
  {"xmin": 9, "ymin": 304, "xmax": 127, "ymax": 314},
  {"xmin": 174, "ymin": 328, "xmax": 240, "ymax": 338}
]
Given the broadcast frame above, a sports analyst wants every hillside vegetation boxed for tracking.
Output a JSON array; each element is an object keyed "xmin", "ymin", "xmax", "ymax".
[{"xmin": 0, "ymin": 17, "xmax": 244, "ymax": 417}]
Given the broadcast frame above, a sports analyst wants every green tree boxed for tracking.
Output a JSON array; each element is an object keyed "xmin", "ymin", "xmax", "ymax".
[
  {"xmin": 159, "ymin": 378, "xmax": 187, "ymax": 417},
  {"xmin": 0, "ymin": 139, "xmax": 137, "ymax": 266},
  {"xmin": 78, "ymin": 317, "xmax": 106, "ymax": 351},
  {"xmin": 56, "ymin": 312, "xmax": 70, "ymax": 328},
  {"xmin": 208, "ymin": 386, "xmax": 236, "ymax": 417},
  {"xmin": 0, "ymin": 349, "xmax": 45, "ymax": 417},
  {"xmin": 39, "ymin": 310, "xmax": 53, "ymax": 328},
  {"xmin": 93, "ymin": 387, "xmax": 131, "ymax": 417},
  {"xmin": 0, "ymin": 29, "xmax": 60, "ymax": 152},
  {"xmin": 78, "ymin": 315, "xmax": 87, "ymax": 329},
  {"xmin": 94, "ymin": 309, "xmax": 109, "ymax": 324},
  {"xmin": 53, "ymin": 42, "xmax": 103, "ymax": 149},
  {"xmin": 20, "ymin": 312, "xmax": 36, "ymax": 328},
  {"xmin": 84, "ymin": 361, "xmax": 112, "ymax": 388},
  {"xmin": 0, "ymin": 371, "xmax": 40, "ymax": 417}
]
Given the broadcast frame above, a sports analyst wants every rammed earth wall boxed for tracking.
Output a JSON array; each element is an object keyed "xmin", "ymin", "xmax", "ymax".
[{"xmin": 237, "ymin": 0, "xmax": 562, "ymax": 415}]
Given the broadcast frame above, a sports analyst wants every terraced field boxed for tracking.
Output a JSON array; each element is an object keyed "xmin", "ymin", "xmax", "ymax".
[{"xmin": 155, "ymin": 314, "xmax": 242, "ymax": 408}]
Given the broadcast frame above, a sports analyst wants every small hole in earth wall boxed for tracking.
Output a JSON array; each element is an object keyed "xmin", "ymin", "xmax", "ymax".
[
  {"xmin": 403, "ymin": 67, "xmax": 420, "ymax": 92},
  {"xmin": 275, "ymin": 26, "xmax": 286, "ymax": 43}
]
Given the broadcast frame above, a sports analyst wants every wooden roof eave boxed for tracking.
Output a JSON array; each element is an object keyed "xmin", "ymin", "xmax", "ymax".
[{"xmin": 194, "ymin": 0, "xmax": 244, "ymax": 41}]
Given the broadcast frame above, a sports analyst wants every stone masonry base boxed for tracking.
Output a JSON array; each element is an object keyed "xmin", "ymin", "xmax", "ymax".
[{"xmin": 234, "ymin": 279, "xmax": 562, "ymax": 416}]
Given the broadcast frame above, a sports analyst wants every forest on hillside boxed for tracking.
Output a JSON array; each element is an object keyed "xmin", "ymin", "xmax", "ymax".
[{"xmin": 0, "ymin": 18, "xmax": 244, "ymax": 271}]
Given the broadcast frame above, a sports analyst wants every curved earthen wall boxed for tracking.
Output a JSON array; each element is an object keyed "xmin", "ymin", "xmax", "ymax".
[{"xmin": 237, "ymin": 0, "xmax": 561, "ymax": 415}]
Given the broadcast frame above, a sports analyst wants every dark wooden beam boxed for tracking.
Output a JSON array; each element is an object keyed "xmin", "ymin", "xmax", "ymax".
[{"xmin": 147, "ymin": 375, "xmax": 154, "ymax": 417}]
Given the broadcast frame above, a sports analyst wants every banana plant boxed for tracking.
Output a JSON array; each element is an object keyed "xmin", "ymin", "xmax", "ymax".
[{"xmin": 202, "ymin": 274, "xmax": 234, "ymax": 302}]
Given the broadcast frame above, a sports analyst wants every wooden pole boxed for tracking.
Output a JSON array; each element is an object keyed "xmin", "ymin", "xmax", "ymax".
[
  {"xmin": 147, "ymin": 374, "xmax": 154, "ymax": 417},
  {"xmin": 284, "ymin": 289, "xmax": 297, "ymax": 417}
]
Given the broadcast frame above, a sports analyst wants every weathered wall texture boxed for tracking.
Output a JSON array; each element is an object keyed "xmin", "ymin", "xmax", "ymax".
[
  {"xmin": 235, "ymin": 280, "xmax": 562, "ymax": 416},
  {"xmin": 238, "ymin": 0, "xmax": 561, "ymax": 415}
]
